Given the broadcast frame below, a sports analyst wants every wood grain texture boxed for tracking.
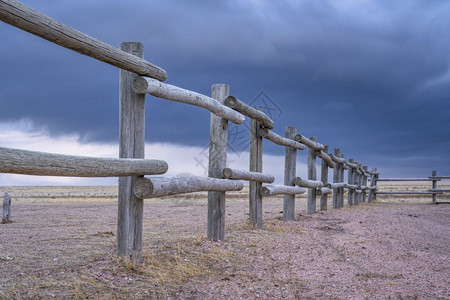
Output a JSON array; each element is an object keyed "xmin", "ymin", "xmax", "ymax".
[
  {"xmin": 249, "ymin": 118, "xmax": 263, "ymax": 228},
  {"xmin": 260, "ymin": 128, "xmax": 305, "ymax": 150},
  {"xmin": 294, "ymin": 177, "xmax": 324, "ymax": 188},
  {"xmin": 362, "ymin": 166, "xmax": 368, "ymax": 203},
  {"xmin": 347, "ymin": 158, "xmax": 355, "ymax": 206},
  {"xmin": 332, "ymin": 149, "xmax": 341, "ymax": 209},
  {"xmin": 367, "ymin": 167, "xmax": 378, "ymax": 203},
  {"xmin": 261, "ymin": 185, "xmax": 306, "ymax": 196},
  {"xmin": 307, "ymin": 137, "xmax": 318, "ymax": 214},
  {"xmin": 337, "ymin": 153, "xmax": 345, "ymax": 208},
  {"xmin": 2, "ymin": 193, "xmax": 11, "ymax": 224},
  {"xmin": 316, "ymin": 150, "xmax": 336, "ymax": 168},
  {"xmin": 118, "ymin": 42, "xmax": 146, "ymax": 260},
  {"xmin": 327, "ymin": 182, "xmax": 347, "ymax": 189},
  {"xmin": 207, "ymin": 84, "xmax": 229, "ymax": 241},
  {"xmin": 133, "ymin": 77, "xmax": 244, "ymax": 124},
  {"xmin": 283, "ymin": 126, "xmax": 298, "ymax": 220},
  {"xmin": 354, "ymin": 163, "xmax": 362, "ymax": 205},
  {"xmin": 0, "ymin": 146, "xmax": 167, "ymax": 177},
  {"xmin": 224, "ymin": 96, "xmax": 274, "ymax": 129},
  {"xmin": 0, "ymin": 0, "xmax": 167, "ymax": 81},
  {"xmin": 320, "ymin": 187, "xmax": 333, "ymax": 195},
  {"xmin": 320, "ymin": 145, "xmax": 329, "ymax": 211},
  {"xmin": 294, "ymin": 134, "xmax": 324, "ymax": 150},
  {"xmin": 133, "ymin": 176, "xmax": 243, "ymax": 199},
  {"xmin": 222, "ymin": 168, "xmax": 274, "ymax": 183}
]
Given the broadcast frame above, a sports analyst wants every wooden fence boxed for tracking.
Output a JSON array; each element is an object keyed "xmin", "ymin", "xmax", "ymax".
[
  {"xmin": 0, "ymin": 0, "xmax": 380, "ymax": 260},
  {"xmin": 375, "ymin": 170, "xmax": 450, "ymax": 204}
]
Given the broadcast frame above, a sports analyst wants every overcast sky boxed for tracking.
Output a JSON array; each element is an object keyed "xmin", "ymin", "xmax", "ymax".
[{"xmin": 1, "ymin": 0, "xmax": 450, "ymax": 185}]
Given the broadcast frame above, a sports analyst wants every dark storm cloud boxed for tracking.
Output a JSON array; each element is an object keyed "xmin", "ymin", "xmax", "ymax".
[{"xmin": 1, "ymin": 0, "xmax": 450, "ymax": 176}]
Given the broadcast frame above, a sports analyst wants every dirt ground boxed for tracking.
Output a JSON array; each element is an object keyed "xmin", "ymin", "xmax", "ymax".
[{"xmin": 0, "ymin": 184, "xmax": 449, "ymax": 299}]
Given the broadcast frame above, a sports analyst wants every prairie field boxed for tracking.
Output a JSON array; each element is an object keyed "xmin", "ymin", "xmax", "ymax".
[{"xmin": 0, "ymin": 183, "xmax": 449, "ymax": 299}]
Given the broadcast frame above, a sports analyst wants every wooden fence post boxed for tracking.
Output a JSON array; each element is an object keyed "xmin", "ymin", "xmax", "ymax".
[
  {"xmin": 332, "ymin": 148, "xmax": 341, "ymax": 209},
  {"xmin": 307, "ymin": 137, "xmax": 318, "ymax": 214},
  {"xmin": 373, "ymin": 168, "xmax": 378, "ymax": 201},
  {"xmin": 368, "ymin": 167, "xmax": 377, "ymax": 202},
  {"xmin": 208, "ymin": 84, "xmax": 229, "ymax": 240},
  {"xmin": 283, "ymin": 126, "xmax": 297, "ymax": 220},
  {"xmin": 249, "ymin": 118, "xmax": 263, "ymax": 228},
  {"xmin": 118, "ymin": 42, "xmax": 145, "ymax": 260},
  {"xmin": 355, "ymin": 162, "xmax": 362, "ymax": 205},
  {"xmin": 348, "ymin": 158, "xmax": 355, "ymax": 206},
  {"xmin": 362, "ymin": 166, "xmax": 368, "ymax": 203},
  {"xmin": 320, "ymin": 145, "xmax": 329, "ymax": 211},
  {"xmin": 2, "ymin": 192, "xmax": 11, "ymax": 224},
  {"xmin": 338, "ymin": 153, "xmax": 345, "ymax": 208},
  {"xmin": 432, "ymin": 170, "xmax": 437, "ymax": 204}
]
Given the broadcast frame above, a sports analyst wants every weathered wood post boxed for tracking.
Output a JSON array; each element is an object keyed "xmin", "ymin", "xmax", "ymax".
[
  {"xmin": 307, "ymin": 137, "xmax": 318, "ymax": 214},
  {"xmin": 373, "ymin": 168, "xmax": 378, "ymax": 201},
  {"xmin": 347, "ymin": 158, "xmax": 355, "ymax": 206},
  {"xmin": 208, "ymin": 84, "xmax": 229, "ymax": 240},
  {"xmin": 362, "ymin": 166, "xmax": 368, "ymax": 203},
  {"xmin": 355, "ymin": 162, "xmax": 362, "ymax": 205},
  {"xmin": 118, "ymin": 42, "xmax": 145, "ymax": 260},
  {"xmin": 283, "ymin": 126, "xmax": 297, "ymax": 220},
  {"xmin": 2, "ymin": 192, "xmax": 11, "ymax": 224},
  {"xmin": 332, "ymin": 148, "xmax": 341, "ymax": 209},
  {"xmin": 368, "ymin": 167, "xmax": 377, "ymax": 202},
  {"xmin": 431, "ymin": 170, "xmax": 437, "ymax": 204},
  {"xmin": 320, "ymin": 145, "xmax": 329, "ymax": 211},
  {"xmin": 338, "ymin": 153, "xmax": 345, "ymax": 208},
  {"xmin": 249, "ymin": 118, "xmax": 263, "ymax": 228}
]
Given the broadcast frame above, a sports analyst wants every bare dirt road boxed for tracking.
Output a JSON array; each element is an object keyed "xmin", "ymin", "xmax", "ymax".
[{"xmin": 0, "ymin": 185, "xmax": 449, "ymax": 299}]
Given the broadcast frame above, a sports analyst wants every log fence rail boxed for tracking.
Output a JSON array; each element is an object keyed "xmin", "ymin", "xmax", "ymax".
[{"xmin": 11, "ymin": 0, "xmax": 446, "ymax": 261}]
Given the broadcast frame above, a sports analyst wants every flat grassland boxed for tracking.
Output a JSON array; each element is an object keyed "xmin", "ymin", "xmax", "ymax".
[{"xmin": 0, "ymin": 184, "xmax": 449, "ymax": 299}]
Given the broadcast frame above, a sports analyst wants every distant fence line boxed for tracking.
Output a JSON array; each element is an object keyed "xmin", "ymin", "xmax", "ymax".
[
  {"xmin": 376, "ymin": 171, "xmax": 450, "ymax": 204},
  {"xmin": 8, "ymin": 0, "xmax": 445, "ymax": 261}
]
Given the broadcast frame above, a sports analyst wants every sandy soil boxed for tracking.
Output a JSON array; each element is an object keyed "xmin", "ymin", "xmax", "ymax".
[{"xmin": 0, "ymin": 185, "xmax": 449, "ymax": 299}]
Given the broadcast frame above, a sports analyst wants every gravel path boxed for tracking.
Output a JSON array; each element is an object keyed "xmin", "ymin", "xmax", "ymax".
[{"xmin": 0, "ymin": 194, "xmax": 449, "ymax": 299}]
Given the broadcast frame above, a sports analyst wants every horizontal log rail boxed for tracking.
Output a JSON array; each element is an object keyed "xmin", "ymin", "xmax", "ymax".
[
  {"xmin": 366, "ymin": 170, "xmax": 379, "ymax": 176},
  {"xmin": 224, "ymin": 96, "xmax": 274, "ymax": 129},
  {"xmin": 344, "ymin": 160, "xmax": 358, "ymax": 169},
  {"xmin": 133, "ymin": 175, "xmax": 243, "ymax": 199},
  {"xmin": 376, "ymin": 191, "xmax": 443, "ymax": 195},
  {"xmin": 0, "ymin": 146, "xmax": 168, "ymax": 177},
  {"xmin": 222, "ymin": 168, "xmax": 274, "ymax": 183},
  {"xmin": 293, "ymin": 177, "xmax": 324, "ymax": 188},
  {"xmin": 133, "ymin": 77, "xmax": 245, "ymax": 124},
  {"xmin": 320, "ymin": 187, "xmax": 333, "ymax": 194},
  {"xmin": 330, "ymin": 153, "xmax": 345, "ymax": 164},
  {"xmin": 260, "ymin": 185, "xmax": 306, "ymax": 196},
  {"xmin": 259, "ymin": 128, "xmax": 305, "ymax": 150},
  {"xmin": 346, "ymin": 184, "xmax": 358, "ymax": 189},
  {"xmin": 294, "ymin": 134, "xmax": 324, "ymax": 150},
  {"xmin": 377, "ymin": 178, "xmax": 440, "ymax": 182},
  {"xmin": 328, "ymin": 182, "xmax": 346, "ymax": 189},
  {"xmin": 428, "ymin": 189, "xmax": 450, "ymax": 192},
  {"xmin": 429, "ymin": 176, "xmax": 450, "ymax": 180},
  {"xmin": 315, "ymin": 150, "xmax": 335, "ymax": 168},
  {"xmin": 0, "ymin": 0, "xmax": 167, "ymax": 81}
]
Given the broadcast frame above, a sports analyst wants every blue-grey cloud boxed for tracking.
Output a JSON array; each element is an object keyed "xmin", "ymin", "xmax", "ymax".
[{"xmin": 1, "ymin": 0, "xmax": 450, "ymax": 177}]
